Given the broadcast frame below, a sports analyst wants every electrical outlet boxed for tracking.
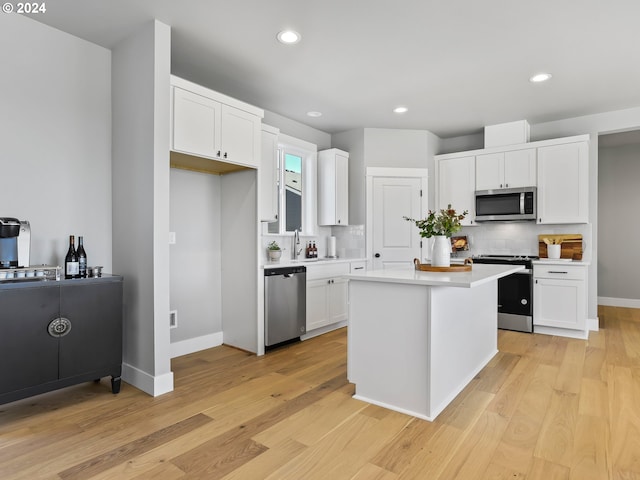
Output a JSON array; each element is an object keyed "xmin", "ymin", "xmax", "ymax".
[
  {"xmin": 169, "ymin": 310, "xmax": 178, "ymax": 329},
  {"xmin": 168, "ymin": 232, "xmax": 176, "ymax": 245}
]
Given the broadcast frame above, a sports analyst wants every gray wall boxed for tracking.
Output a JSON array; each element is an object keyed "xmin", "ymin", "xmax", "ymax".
[
  {"xmin": 169, "ymin": 169, "xmax": 222, "ymax": 341},
  {"xmin": 112, "ymin": 20, "xmax": 173, "ymax": 394},
  {"xmin": 598, "ymin": 143, "xmax": 640, "ymax": 301},
  {"xmin": 263, "ymin": 110, "xmax": 331, "ymax": 150},
  {"xmin": 0, "ymin": 14, "xmax": 112, "ymax": 268},
  {"xmin": 332, "ymin": 128, "xmax": 436, "ymax": 225}
]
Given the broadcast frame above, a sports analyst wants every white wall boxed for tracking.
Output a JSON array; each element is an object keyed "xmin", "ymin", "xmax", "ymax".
[
  {"xmin": 0, "ymin": 14, "xmax": 112, "ymax": 268},
  {"xmin": 598, "ymin": 143, "xmax": 640, "ymax": 303},
  {"xmin": 169, "ymin": 168, "xmax": 222, "ymax": 343},
  {"xmin": 112, "ymin": 20, "xmax": 173, "ymax": 395},
  {"xmin": 221, "ymin": 169, "xmax": 259, "ymax": 352}
]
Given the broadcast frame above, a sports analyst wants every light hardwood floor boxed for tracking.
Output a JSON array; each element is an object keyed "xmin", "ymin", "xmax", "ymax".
[{"xmin": 1, "ymin": 305, "xmax": 639, "ymax": 479}]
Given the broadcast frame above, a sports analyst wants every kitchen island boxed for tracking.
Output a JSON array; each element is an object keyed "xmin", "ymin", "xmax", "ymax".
[{"xmin": 346, "ymin": 263, "xmax": 522, "ymax": 421}]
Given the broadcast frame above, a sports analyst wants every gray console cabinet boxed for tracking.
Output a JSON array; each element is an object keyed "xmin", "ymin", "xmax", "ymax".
[{"xmin": 0, "ymin": 276, "xmax": 123, "ymax": 405}]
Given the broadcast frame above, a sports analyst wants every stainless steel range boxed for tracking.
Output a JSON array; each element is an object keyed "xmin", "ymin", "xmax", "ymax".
[{"xmin": 473, "ymin": 255, "xmax": 538, "ymax": 333}]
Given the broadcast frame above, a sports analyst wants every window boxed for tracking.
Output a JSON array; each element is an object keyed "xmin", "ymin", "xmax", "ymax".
[{"xmin": 268, "ymin": 136, "xmax": 316, "ymax": 234}]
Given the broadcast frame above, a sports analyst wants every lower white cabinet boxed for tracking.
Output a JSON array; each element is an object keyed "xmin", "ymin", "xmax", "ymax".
[
  {"xmin": 306, "ymin": 262, "xmax": 350, "ymax": 331},
  {"xmin": 533, "ymin": 264, "xmax": 586, "ymax": 331}
]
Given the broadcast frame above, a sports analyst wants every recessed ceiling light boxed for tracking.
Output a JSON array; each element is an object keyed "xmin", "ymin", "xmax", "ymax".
[
  {"xmin": 277, "ymin": 30, "xmax": 301, "ymax": 45},
  {"xmin": 393, "ymin": 106, "xmax": 408, "ymax": 114},
  {"xmin": 529, "ymin": 73, "xmax": 552, "ymax": 83},
  {"xmin": 307, "ymin": 111, "xmax": 322, "ymax": 117}
]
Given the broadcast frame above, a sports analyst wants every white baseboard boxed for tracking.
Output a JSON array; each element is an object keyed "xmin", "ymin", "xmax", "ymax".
[
  {"xmin": 598, "ymin": 297, "xmax": 640, "ymax": 309},
  {"xmin": 534, "ymin": 325, "xmax": 589, "ymax": 340},
  {"xmin": 121, "ymin": 363, "xmax": 174, "ymax": 397},
  {"xmin": 170, "ymin": 331, "xmax": 224, "ymax": 358},
  {"xmin": 301, "ymin": 320, "xmax": 347, "ymax": 341},
  {"xmin": 588, "ymin": 317, "xmax": 599, "ymax": 331}
]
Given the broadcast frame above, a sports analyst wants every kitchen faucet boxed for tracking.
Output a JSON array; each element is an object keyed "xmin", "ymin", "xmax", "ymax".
[{"xmin": 293, "ymin": 229, "xmax": 303, "ymax": 260}]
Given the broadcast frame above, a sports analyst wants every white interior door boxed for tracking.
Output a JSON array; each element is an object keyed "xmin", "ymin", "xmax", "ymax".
[{"xmin": 370, "ymin": 174, "xmax": 425, "ymax": 270}]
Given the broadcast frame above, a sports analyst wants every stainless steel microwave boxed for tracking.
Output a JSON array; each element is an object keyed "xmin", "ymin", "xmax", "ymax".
[{"xmin": 475, "ymin": 186, "xmax": 536, "ymax": 222}]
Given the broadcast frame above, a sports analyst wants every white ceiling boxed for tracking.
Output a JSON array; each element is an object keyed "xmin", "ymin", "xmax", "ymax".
[{"xmin": 26, "ymin": 0, "xmax": 640, "ymax": 138}]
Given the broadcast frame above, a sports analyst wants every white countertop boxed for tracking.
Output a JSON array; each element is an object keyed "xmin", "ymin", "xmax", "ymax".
[
  {"xmin": 533, "ymin": 259, "xmax": 591, "ymax": 266},
  {"xmin": 346, "ymin": 263, "xmax": 523, "ymax": 288},
  {"xmin": 262, "ymin": 257, "xmax": 367, "ymax": 269}
]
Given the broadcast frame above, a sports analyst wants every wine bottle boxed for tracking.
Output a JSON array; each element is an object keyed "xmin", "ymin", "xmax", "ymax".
[
  {"xmin": 65, "ymin": 235, "xmax": 79, "ymax": 279},
  {"xmin": 77, "ymin": 236, "xmax": 87, "ymax": 278}
]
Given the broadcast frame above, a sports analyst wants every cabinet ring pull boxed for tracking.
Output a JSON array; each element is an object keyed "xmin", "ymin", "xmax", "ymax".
[{"xmin": 48, "ymin": 317, "xmax": 72, "ymax": 337}]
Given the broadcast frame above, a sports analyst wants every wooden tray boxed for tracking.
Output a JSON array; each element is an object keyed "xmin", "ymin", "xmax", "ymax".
[{"xmin": 414, "ymin": 258, "xmax": 472, "ymax": 272}]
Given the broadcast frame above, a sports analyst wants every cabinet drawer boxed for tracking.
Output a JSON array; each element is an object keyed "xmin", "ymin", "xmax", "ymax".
[
  {"xmin": 350, "ymin": 261, "xmax": 367, "ymax": 273},
  {"xmin": 534, "ymin": 264, "xmax": 586, "ymax": 281},
  {"xmin": 306, "ymin": 262, "xmax": 350, "ymax": 280}
]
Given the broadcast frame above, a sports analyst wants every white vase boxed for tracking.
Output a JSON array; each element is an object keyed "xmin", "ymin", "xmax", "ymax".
[
  {"xmin": 431, "ymin": 235, "xmax": 451, "ymax": 267},
  {"xmin": 547, "ymin": 244, "xmax": 561, "ymax": 259}
]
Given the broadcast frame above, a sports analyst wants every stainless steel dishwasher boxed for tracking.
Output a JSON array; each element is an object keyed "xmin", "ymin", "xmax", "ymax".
[{"xmin": 264, "ymin": 265, "xmax": 306, "ymax": 348}]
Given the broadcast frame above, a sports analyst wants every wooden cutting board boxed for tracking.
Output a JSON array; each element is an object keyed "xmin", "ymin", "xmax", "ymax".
[{"xmin": 538, "ymin": 234, "xmax": 583, "ymax": 260}]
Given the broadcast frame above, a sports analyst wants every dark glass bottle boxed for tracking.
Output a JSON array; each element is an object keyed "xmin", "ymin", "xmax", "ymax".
[
  {"xmin": 77, "ymin": 236, "xmax": 87, "ymax": 278},
  {"xmin": 65, "ymin": 235, "xmax": 79, "ymax": 279}
]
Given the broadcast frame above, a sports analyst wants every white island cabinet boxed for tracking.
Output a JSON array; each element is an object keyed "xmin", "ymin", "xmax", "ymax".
[{"xmin": 347, "ymin": 264, "xmax": 522, "ymax": 421}]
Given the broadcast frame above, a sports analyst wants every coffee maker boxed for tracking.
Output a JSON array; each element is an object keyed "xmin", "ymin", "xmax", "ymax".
[{"xmin": 0, "ymin": 217, "xmax": 31, "ymax": 269}]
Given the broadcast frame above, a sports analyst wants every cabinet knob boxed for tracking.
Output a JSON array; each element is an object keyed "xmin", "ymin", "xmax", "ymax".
[
  {"xmin": 505, "ymin": 183, "xmax": 509, "ymax": 188},
  {"xmin": 224, "ymin": 152, "xmax": 228, "ymax": 159},
  {"xmin": 217, "ymin": 150, "xmax": 221, "ymax": 157},
  {"xmin": 374, "ymin": 253, "xmax": 381, "ymax": 258},
  {"xmin": 500, "ymin": 184, "xmax": 503, "ymax": 188}
]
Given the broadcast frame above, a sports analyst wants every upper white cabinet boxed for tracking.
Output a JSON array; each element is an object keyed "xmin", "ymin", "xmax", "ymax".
[
  {"xmin": 436, "ymin": 134, "xmax": 589, "ymax": 225},
  {"xmin": 318, "ymin": 149, "xmax": 349, "ymax": 226},
  {"xmin": 435, "ymin": 155, "xmax": 476, "ymax": 225},
  {"xmin": 259, "ymin": 125, "xmax": 279, "ymax": 222},
  {"xmin": 170, "ymin": 76, "xmax": 263, "ymax": 168},
  {"xmin": 537, "ymin": 141, "xmax": 589, "ymax": 224},
  {"xmin": 475, "ymin": 148, "xmax": 536, "ymax": 190}
]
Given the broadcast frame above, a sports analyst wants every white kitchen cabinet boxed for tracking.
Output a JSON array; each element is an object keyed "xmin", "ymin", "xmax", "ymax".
[
  {"xmin": 475, "ymin": 149, "xmax": 536, "ymax": 190},
  {"xmin": 170, "ymin": 76, "xmax": 263, "ymax": 168},
  {"xmin": 318, "ymin": 149, "xmax": 349, "ymax": 226},
  {"xmin": 349, "ymin": 260, "xmax": 367, "ymax": 273},
  {"xmin": 435, "ymin": 155, "xmax": 476, "ymax": 225},
  {"xmin": 533, "ymin": 264, "xmax": 586, "ymax": 332},
  {"xmin": 172, "ymin": 87, "xmax": 221, "ymax": 159},
  {"xmin": 306, "ymin": 262, "xmax": 349, "ymax": 331},
  {"xmin": 259, "ymin": 125, "xmax": 279, "ymax": 222},
  {"xmin": 537, "ymin": 141, "xmax": 589, "ymax": 224}
]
